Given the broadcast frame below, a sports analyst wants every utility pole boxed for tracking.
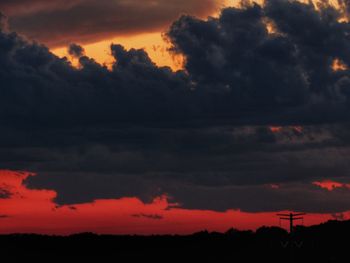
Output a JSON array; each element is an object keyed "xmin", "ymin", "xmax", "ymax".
[{"xmin": 277, "ymin": 213, "xmax": 306, "ymax": 233}]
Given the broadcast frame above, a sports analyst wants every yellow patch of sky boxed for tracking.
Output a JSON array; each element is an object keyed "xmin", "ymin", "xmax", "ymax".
[{"xmin": 52, "ymin": 32, "xmax": 185, "ymax": 71}]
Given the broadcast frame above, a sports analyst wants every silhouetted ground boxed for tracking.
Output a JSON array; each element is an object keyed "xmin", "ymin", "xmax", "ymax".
[{"xmin": 2, "ymin": 220, "xmax": 350, "ymax": 262}]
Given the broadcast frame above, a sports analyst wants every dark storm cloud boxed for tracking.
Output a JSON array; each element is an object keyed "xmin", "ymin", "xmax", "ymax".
[
  {"xmin": 0, "ymin": 31, "xmax": 191, "ymax": 126},
  {"xmin": 2, "ymin": 0, "xmax": 350, "ymax": 128},
  {"xmin": 2, "ymin": 0, "xmax": 350, "ymax": 212},
  {"xmin": 0, "ymin": 0, "xmax": 222, "ymax": 47},
  {"xmin": 166, "ymin": 0, "xmax": 350, "ymax": 125}
]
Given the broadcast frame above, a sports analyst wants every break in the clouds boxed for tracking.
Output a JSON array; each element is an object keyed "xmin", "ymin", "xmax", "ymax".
[
  {"xmin": 2, "ymin": 0, "xmax": 350, "ymax": 213},
  {"xmin": 0, "ymin": 0, "xmax": 222, "ymax": 47}
]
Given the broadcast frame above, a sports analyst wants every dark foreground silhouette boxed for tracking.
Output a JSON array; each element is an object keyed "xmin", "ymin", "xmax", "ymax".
[{"xmin": 2, "ymin": 220, "xmax": 349, "ymax": 262}]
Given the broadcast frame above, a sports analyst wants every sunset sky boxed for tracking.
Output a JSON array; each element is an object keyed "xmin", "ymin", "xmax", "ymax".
[{"xmin": 2, "ymin": 0, "xmax": 350, "ymax": 235}]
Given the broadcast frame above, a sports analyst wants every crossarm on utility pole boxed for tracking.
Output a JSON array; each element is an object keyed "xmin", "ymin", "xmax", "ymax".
[{"xmin": 277, "ymin": 213, "xmax": 306, "ymax": 233}]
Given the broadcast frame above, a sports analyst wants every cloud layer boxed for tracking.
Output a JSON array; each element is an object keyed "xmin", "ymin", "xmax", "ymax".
[
  {"xmin": 0, "ymin": 0, "xmax": 222, "ymax": 46},
  {"xmin": 1, "ymin": 0, "xmax": 350, "ymax": 213}
]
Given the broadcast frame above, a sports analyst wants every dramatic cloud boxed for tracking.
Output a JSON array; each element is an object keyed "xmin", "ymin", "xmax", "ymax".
[
  {"xmin": 0, "ymin": 0, "xmax": 222, "ymax": 47},
  {"xmin": 166, "ymin": 0, "xmax": 350, "ymax": 125},
  {"xmin": 2, "ymin": 0, "xmax": 350, "ymax": 213}
]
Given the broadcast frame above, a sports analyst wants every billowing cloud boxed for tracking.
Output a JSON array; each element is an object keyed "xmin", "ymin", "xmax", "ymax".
[
  {"xmin": 166, "ymin": 0, "xmax": 350, "ymax": 125},
  {"xmin": 2, "ymin": 0, "xmax": 350, "ymax": 213},
  {"xmin": 0, "ymin": 0, "xmax": 222, "ymax": 47}
]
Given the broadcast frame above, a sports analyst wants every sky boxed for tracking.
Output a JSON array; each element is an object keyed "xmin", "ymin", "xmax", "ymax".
[{"xmin": 1, "ymin": 0, "xmax": 350, "ymax": 235}]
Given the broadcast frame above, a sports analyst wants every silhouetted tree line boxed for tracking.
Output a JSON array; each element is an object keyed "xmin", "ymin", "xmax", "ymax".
[{"xmin": 1, "ymin": 220, "xmax": 349, "ymax": 262}]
